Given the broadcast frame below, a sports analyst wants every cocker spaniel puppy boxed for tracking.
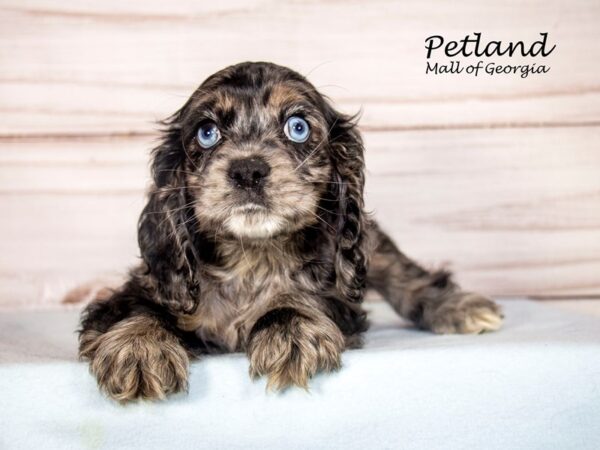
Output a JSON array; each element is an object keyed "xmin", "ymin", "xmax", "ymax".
[{"xmin": 79, "ymin": 62, "xmax": 503, "ymax": 402}]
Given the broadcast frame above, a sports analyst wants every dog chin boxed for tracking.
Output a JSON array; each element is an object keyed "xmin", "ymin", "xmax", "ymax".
[{"xmin": 225, "ymin": 206, "xmax": 285, "ymax": 239}]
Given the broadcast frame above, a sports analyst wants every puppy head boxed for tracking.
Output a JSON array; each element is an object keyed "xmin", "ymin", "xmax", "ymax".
[
  {"xmin": 152, "ymin": 62, "xmax": 363, "ymax": 240},
  {"xmin": 139, "ymin": 62, "xmax": 367, "ymax": 311}
]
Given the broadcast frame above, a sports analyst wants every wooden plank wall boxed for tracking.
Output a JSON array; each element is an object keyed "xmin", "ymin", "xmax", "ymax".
[{"xmin": 1, "ymin": 0, "xmax": 599, "ymax": 309}]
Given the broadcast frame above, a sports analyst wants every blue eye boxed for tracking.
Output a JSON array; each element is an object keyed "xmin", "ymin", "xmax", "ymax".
[
  {"xmin": 196, "ymin": 122, "xmax": 221, "ymax": 148},
  {"xmin": 284, "ymin": 116, "xmax": 310, "ymax": 143}
]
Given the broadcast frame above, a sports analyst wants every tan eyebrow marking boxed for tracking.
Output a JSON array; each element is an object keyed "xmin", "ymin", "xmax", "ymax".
[
  {"xmin": 214, "ymin": 91, "xmax": 235, "ymax": 111},
  {"xmin": 268, "ymin": 83, "xmax": 306, "ymax": 111}
]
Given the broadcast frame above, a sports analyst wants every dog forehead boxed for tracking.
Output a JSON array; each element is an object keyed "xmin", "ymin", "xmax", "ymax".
[
  {"xmin": 209, "ymin": 82, "xmax": 307, "ymax": 112},
  {"xmin": 263, "ymin": 82, "xmax": 308, "ymax": 110},
  {"xmin": 194, "ymin": 82, "xmax": 309, "ymax": 133}
]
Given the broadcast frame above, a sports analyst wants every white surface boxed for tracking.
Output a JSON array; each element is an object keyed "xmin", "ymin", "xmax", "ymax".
[{"xmin": 0, "ymin": 300, "xmax": 599, "ymax": 449}]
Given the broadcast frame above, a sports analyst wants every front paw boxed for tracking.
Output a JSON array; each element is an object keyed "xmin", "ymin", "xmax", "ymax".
[
  {"xmin": 425, "ymin": 292, "xmax": 504, "ymax": 334},
  {"xmin": 79, "ymin": 316, "xmax": 189, "ymax": 403},
  {"xmin": 247, "ymin": 309, "xmax": 345, "ymax": 390}
]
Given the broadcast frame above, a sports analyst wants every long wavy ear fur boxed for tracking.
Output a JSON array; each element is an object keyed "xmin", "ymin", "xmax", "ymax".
[
  {"xmin": 137, "ymin": 113, "xmax": 202, "ymax": 314},
  {"xmin": 324, "ymin": 106, "xmax": 368, "ymax": 304}
]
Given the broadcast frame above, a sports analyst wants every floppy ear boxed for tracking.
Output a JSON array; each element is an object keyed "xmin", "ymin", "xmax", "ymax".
[
  {"xmin": 137, "ymin": 114, "xmax": 202, "ymax": 314},
  {"xmin": 326, "ymin": 110, "xmax": 369, "ymax": 304}
]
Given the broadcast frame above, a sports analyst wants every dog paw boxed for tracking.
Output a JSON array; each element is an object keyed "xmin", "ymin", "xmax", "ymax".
[
  {"xmin": 426, "ymin": 292, "xmax": 503, "ymax": 334},
  {"xmin": 80, "ymin": 316, "xmax": 189, "ymax": 403},
  {"xmin": 247, "ymin": 310, "xmax": 344, "ymax": 390}
]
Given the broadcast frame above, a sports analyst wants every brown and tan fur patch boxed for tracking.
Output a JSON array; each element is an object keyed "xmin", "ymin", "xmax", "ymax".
[
  {"xmin": 367, "ymin": 223, "xmax": 503, "ymax": 334},
  {"xmin": 177, "ymin": 237, "xmax": 331, "ymax": 352},
  {"xmin": 80, "ymin": 315, "xmax": 189, "ymax": 403},
  {"xmin": 247, "ymin": 308, "xmax": 344, "ymax": 390}
]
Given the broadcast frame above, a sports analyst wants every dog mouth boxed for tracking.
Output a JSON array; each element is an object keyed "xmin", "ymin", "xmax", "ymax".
[
  {"xmin": 225, "ymin": 203, "xmax": 285, "ymax": 239},
  {"xmin": 233, "ymin": 202, "xmax": 268, "ymax": 214}
]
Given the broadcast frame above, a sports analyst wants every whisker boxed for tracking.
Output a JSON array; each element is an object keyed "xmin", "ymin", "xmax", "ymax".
[
  {"xmin": 314, "ymin": 204, "xmax": 342, "ymax": 216},
  {"xmin": 170, "ymin": 212, "xmax": 199, "ymax": 240},
  {"xmin": 155, "ymin": 169, "xmax": 201, "ymax": 177},
  {"xmin": 287, "ymin": 204, "xmax": 336, "ymax": 232},
  {"xmin": 152, "ymin": 185, "xmax": 201, "ymax": 194},
  {"xmin": 302, "ymin": 61, "xmax": 333, "ymax": 79},
  {"xmin": 293, "ymin": 117, "xmax": 339, "ymax": 172},
  {"xmin": 238, "ymin": 236, "xmax": 253, "ymax": 274},
  {"xmin": 143, "ymin": 198, "xmax": 199, "ymax": 216}
]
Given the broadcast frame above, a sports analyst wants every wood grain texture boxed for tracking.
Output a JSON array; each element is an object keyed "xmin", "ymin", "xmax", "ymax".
[
  {"xmin": 364, "ymin": 128, "xmax": 600, "ymax": 297},
  {"xmin": 0, "ymin": 0, "xmax": 599, "ymax": 135},
  {"xmin": 1, "ymin": 0, "xmax": 599, "ymax": 307}
]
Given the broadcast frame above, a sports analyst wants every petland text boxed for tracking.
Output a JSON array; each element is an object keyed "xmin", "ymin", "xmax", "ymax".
[{"xmin": 425, "ymin": 33, "xmax": 556, "ymax": 78}]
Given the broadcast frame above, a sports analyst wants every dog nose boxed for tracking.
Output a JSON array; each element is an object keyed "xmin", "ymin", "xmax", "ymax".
[{"xmin": 227, "ymin": 157, "xmax": 271, "ymax": 190}]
